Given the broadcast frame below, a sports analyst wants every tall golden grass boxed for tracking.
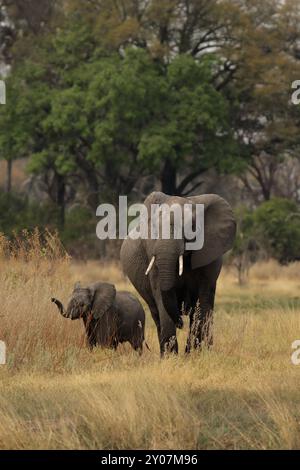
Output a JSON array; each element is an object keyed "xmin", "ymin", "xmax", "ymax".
[{"xmin": 0, "ymin": 231, "xmax": 300, "ymax": 449}]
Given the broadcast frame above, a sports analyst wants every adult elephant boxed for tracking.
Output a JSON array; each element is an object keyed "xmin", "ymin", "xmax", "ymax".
[{"xmin": 120, "ymin": 192, "xmax": 236, "ymax": 356}]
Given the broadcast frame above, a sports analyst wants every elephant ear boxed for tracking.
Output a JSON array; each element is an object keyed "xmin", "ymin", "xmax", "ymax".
[
  {"xmin": 89, "ymin": 282, "xmax": 116, "ymax": 320},
  {"xmin": 188, "ymin": 194, "xmax": 236, "ymax": 269}
]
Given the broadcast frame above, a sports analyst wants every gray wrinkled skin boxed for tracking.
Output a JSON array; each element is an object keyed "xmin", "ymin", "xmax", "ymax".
[
  {"xmin": 120, "ymin": 192, "xmax": 236, "ymax": 357},
  {"xmin": 52, "ymin": 282, "xmax": 147, "ymax": 353}
]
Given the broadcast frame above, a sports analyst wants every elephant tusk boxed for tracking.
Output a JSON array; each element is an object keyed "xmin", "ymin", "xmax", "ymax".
[
  {"xmin": 179, "ymin": 255, "xmax": 183, "ymax": 276},
  {"xmin": 145, "ymin": 256, "xmax": 155, "ymax": 275}
]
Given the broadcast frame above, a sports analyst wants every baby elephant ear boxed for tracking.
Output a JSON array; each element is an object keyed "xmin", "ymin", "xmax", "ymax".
[
  {"xmin": 89, "ymin": 282, "xmax": 116, "ymax": 320},
  {"xmin": 188, "ymin": 194, "xmax": 236, "ymax": 269}
]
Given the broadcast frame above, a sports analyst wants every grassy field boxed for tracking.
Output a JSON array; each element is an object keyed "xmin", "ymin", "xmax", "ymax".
[{"xmin": 0, "ymin": 232, "xmax": 300, "ymax": 450}]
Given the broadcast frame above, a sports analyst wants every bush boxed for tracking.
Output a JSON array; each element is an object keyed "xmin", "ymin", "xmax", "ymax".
[
  {"xmin": 230, "ymin": 198, "xmax": 300, "ymax": 283},
  {"xmin": 0, "ymin": 191, "xmax": 58, "ymax": 235},
  {"xmin": 61, "ymin": 206, "xmax": 94, "ymax": 244},
  {"xmin": 253, "ymin": 198, "xmax": 300, "ymax": 264},
  {"xmin": 0, "ymin": 191, "xmax": 101, "ymax": 257}
]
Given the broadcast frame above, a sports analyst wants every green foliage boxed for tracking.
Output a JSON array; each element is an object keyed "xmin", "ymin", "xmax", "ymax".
[
  {"xmin": 232, "ymin": 199, "xmax": 300, "ymax": 272},
  {"xmin": 253, "ymin": 198, "xmax": 300, "ymax": 264},
  {"xmin": 0, "ymin": 22, "xmax": 237, "ymax": 202},
  {"xmin": 0, "ymin": 191, "xmax": 96, "ymax": 254},
  {"xmin": 138, "ymin": 53, "xmax": 235, "ymax": 173},
  {"xmin": 61, "ymin": 206, "xmax": 95, "ymax": 244},
  {"xmin": 2, "ymin": 0, "xmax": 300, "ymax": 257},
  {"xmin": 0, "ymin": 191, "xmax": 58, "ymax": 235}
]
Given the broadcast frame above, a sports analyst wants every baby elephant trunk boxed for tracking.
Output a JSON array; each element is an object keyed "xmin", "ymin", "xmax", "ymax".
[{"xmin": 51, "ymin": 298, "xmax": 69, "ymax": 318}]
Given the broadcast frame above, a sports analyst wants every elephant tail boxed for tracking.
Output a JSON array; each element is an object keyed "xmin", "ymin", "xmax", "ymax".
[{"xmin": 144, "ymin": 341, "xmax": 151, "ymax": 352}]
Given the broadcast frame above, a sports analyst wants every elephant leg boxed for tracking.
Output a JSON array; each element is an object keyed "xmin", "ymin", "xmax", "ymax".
[
  {"xmin": 156, "ymin": 298, "xmax": 178, "ymax": 356},
  {"xmin": 147, "ymin": 302, "xmax": 161, "ymax": 348},
  {"xmin": 186, "ymin": 282, "xmax": 216, "ymax": 353},
  {"xmin": 84, "ymin": 318, "xmax": 98, "ymax": 350}
]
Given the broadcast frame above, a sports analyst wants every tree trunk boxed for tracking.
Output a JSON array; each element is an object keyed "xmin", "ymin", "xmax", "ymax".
[
  {"xmin": 5, "ymin": 159, "xmax": 12, "ymax": 193},
  {"xmin": 85, "ymin": 171, "xmax": 100, "ymax": 212},
  {"xmin": 76, "ymin": 151, "xmax": 100, "ymax": 211},
  {"xmin": 261, "ymin": 184, "xmax": 271, "ymax": 201},
  {"xmin": 161, "ymin": 158, "xmax": 177, "ymax": 195}
]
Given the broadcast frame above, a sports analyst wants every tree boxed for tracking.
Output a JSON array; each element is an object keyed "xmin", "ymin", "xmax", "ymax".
[
  {"xmin": 62, "ymin": 0, "xmax": 242, "ymax": 194},
  {"xmin": 3, "ymin": 0, "xmax": 300, "ymax": 217},
  {"xmin": 26, "ymin": 42, "xmax": 235, "ymax": 207},
  {"xmin": 65, "ymin": 0, "xmax": 235, "ymax": 61},
  {"xmin": 65, "ymin": 0, "xmax": 300, "ymax": 201},
  {"xmin": 0, "ymin": 71, "xmax": 38, "ymax": 193},
  {"xmin": 0, "ymin": 0, "xmax": 60, "ymax": 64},
  {"xmin": 222, "ymin": 0, "xmax": 300, "ymax": 203},
  {"xmin": 0, "ymin": 0, "xmax": 61, "ymax": 192},
  {"xmin": 0, "ymin": 53, "xmax": 70, "ymax": 222}
]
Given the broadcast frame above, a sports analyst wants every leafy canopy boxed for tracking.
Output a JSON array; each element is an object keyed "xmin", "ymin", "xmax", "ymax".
[{"xmin": 0, "ymin": 24, "xmax": 235, "ymax": 198}]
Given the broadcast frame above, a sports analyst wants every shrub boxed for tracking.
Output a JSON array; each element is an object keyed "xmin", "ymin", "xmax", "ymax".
[
  {"xmin": 0, "ymin": 192, "xmax": 98, "ymax": 257},
  {"xmin": 61, "ymin": 206, "xmax": 94, "ymax": 244},
  {"xmin": 0, "ymin": 191, "xmax": 58, "ymax": 235},
  {"xmin": 253, "ymin": 198, "xmax": 300, "ymax": 264},
  {"xmin": 230, "ymin": 198, "xmax": 300, "ymax": 282}
]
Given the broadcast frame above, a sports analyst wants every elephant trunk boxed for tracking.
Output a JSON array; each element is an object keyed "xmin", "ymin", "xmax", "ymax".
[
  {"xmin": 51, "ymin": 298, "xmax": 69, "ymax": 318},
  {"xmin": 156, "ymin": 241, "xmax": 182, "ymax": 292},
  {"xmin": 161, "ymin": 288, "xmax": 181, "ymax": 326},
  {"xmin": 156, "ymin": 241, "xmax": 183, "ymax": 325},
  {"xmin": 157, "ymin": 256, "xmax": 177, "ymax": 292}
]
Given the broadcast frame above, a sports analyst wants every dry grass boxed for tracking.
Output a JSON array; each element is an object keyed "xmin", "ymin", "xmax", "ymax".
[{"xmin": 0, "ymin": 232, "xmax": 300, "ymax": 450}]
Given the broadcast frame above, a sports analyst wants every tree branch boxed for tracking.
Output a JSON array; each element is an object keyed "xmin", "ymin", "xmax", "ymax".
[{"xmin": 176, "ymin": 167, "xmax": 207, "ymax": 195}]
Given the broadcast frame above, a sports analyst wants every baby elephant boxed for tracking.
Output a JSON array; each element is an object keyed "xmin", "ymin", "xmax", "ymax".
[{"xmin": 52, "ymin": 282, "xmax": 148, "ymax": 353}]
